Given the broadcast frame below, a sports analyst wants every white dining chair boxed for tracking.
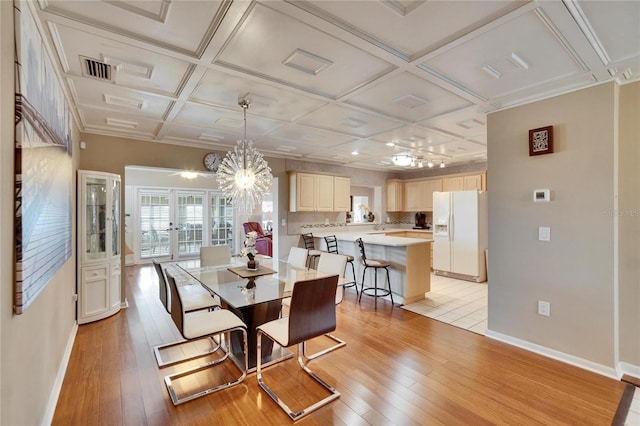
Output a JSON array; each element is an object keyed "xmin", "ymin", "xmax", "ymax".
[
  {"xmin": 200, "ymin": 245, "xmax": 231, "ymax": 267},
  {"xmin": 286, "ymin": 246, "xmax": 308, "ymax": 269}
]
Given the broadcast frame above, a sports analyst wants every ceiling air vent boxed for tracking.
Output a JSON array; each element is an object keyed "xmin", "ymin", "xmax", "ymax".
[{"xmin": 81, "ymin": 56, "xmax": 112, "ymax": 81}]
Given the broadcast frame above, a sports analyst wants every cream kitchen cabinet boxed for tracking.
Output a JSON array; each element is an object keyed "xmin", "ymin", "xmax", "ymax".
[
  {"xmin": 423, "ymin": 179, "xmax": 442, "ymax": 210},
  {"xmin": 78, "ymin": 170, "xmax": 122, "ymax": 324},
  {"xmin": 289, "ymin": 172, "xmax": 343, "ymax": 212},
  {"xmin": 442, "ymin": 176, "xmax": 465, "ymax": 192},
  {"xmin": 386, "ymin": 180, "xmax": 404, "ymax": 212},
  {"xmin": 333, "ymin": 176, "xmax": 351, "ymax": 212},
  {"xmin": 403, "ymin": 181, "xmax": 425, "ymax": 211}
]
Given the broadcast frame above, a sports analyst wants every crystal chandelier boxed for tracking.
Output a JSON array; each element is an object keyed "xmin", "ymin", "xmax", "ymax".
[{"xmin": 216, "ymin": 98, "xmax": 272, "ymax": 216}]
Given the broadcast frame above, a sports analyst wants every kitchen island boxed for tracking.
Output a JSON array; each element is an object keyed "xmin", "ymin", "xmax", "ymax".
[{"xmin": 311, "ymin": 230, "xmax": 433, "ymax": 304}]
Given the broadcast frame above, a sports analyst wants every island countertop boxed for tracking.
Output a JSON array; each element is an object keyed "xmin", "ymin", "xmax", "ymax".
[{"xmin": 310, "ymin": 229, "xmax": 433, "ymax": 247}]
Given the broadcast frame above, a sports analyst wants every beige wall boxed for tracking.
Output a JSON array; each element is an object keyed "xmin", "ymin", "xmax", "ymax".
[
  {"xmin": 618, "ymin": 81, "xmax": 640, "ymax": 367},
  {"xmin": 487, "ymin": 82, "xmax": 617, "ymax": 367},
  {"xmin": 1, "ymin": 2, "xmax": 79, "ymax": 424}
]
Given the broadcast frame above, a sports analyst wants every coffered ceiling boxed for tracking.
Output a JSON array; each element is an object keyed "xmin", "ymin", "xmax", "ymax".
[{"xmin": 33, "ymin": 0, "xmax": 640, "ymax": 171}]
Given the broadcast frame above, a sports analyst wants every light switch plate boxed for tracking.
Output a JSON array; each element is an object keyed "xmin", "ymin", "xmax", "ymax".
[{"xmin": 538, "ymin": 226, "xmax": 551, "ymax": 241}]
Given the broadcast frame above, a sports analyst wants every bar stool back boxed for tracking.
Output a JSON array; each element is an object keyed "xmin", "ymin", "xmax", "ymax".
[
  {"xmin": 324, "ymin": 235, "xmax": 358, "ymax": 296},
  {"xmin": 302, "ymin": 233, "xmax": 322, "ymax": 268},
  {"xmin": 356, "ymin": 238, "xmax": 395, "ymax": 309}
]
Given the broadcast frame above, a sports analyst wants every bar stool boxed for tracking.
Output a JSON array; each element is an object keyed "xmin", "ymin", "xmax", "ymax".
[
  {"xmin": 302, "ymin": 233, "xmax": 322, "ymax": 269},
  {"xmin": 356, "ymin": 238, "xmax": 395, "ymax": 309},
  {"xmin": 324, "ymin": 235, "xmax": 358, "ymax": 296}
]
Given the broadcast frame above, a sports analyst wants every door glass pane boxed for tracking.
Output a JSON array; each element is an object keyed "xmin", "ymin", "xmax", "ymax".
[
  {"xmin": 111, "ymin": 179, "xmax": 120, "ymax": 256},
  {"xmin": 139, "ymin": 191, "xmax": 170, "ymax": 258},
  {"xmin": 176, "ymin": 192, "xmax": 204, "ymax": 256},
  {"xmin": 210, "ymin": 194, "xmax": 233, "ymax": 251},
  {"xmin": 85, "ymin": 177, "xmax": 107, "ymax": 260}
]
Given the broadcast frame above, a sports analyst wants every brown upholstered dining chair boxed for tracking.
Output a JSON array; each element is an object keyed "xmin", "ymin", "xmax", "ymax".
[
  {"xmin": 152, "ymin": 259, "xmax": 221, "ymax": 368},
  {"xmin": 163, "ymin": 271, "xmax": 248, "ymax": 405},
  {"xmin": 256, "ymin": 274, "xmax": 341, "ymax": 421}
]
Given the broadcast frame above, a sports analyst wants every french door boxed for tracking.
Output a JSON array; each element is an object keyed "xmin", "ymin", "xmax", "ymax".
[{"xmin": 137, "ymin": 189, "xmax": 234, "ymax": 262}]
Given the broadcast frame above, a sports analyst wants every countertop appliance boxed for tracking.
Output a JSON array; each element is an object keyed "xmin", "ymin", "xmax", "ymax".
[
  {"xmin": 433, "ymin": 190, "xmax": 488, "ymax": 282},
  {"xmin": 414, "ymin": 212, "xmax": 427, "ymax": 229}
]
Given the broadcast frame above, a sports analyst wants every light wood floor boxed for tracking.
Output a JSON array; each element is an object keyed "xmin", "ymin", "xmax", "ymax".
[{"xmin": 53, "ymin": 264, "xmax": 626, "ymax": 425}]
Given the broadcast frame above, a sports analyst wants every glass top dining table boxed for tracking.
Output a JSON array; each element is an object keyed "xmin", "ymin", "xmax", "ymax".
[{"xmin": 171, "ymin": 255, "xmax": 345, "ymax": 372}]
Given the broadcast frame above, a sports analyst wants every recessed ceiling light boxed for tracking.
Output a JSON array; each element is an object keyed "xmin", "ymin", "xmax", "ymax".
[
  {"xmin": 351, "ymin": 150, "xmax": 359, "ymax": 155},
  {"xmin": 386, "ymin": 141, "xmax": 395, "ymax": 147}
]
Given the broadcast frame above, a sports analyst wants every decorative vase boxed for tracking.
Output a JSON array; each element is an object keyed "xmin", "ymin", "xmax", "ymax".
[
  {"xmin": 367, "ymin": 212, "xmax": 375, "ymax": 222},
  {"xmin": 247, "ymin": 259, "xmax": 258, "ymax": 270}
]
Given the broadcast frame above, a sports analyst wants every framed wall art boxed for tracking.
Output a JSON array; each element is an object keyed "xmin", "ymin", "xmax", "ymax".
[
  {"xmin": 14, "ymin": 0, "xmax": 73, "ymax": 314},
  {"xmin": 529, "ymin": 125, "xmax": 554, "ymax": 156}
]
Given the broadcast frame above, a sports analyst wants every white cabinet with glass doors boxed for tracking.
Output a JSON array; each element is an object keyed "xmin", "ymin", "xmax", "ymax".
[{"xmin": 77, "ymin": 170, "xmax": 122, "ymax": 324}]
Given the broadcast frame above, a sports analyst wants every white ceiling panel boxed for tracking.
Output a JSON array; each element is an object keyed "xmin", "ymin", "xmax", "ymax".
[
  {"xmin": 264, "ymin": 124, "xmax": 354, "ymax": 147},
  {"xmin": 418, "ymin": 105, "xmax": 487, "ymax": 140},
  {"xmin": 67, "ymin": 76, "xmax": 172, "ymax": 119},
  {"xmin": 28, "ymin": 0, "xmax": 638, "ymax": 172},
  {"xmin": 303, "ymin": 0, "xmax": 525, "ymax": 59},
  {"xmin": 47, "ymin": 22, "xmax": 192, "ymax": 96},
  {"xmin": 217, "ymin": 3, "xmax": 395, "ymax": 99},
  {"xmin": 191, "ymin": 69, "xmax": 327, "ymax": 120},
  {"xmin": 173, "ymin": 102, "xmax": 283, "ymax": 138},
  {"xmin": 296, "ymin": 104, "xmax": 402, "ymax": 137},
  {"xmin": 39, "ymin": 0, "xmax": 227, "ymax": 55},
  {"xmin": 420, "ymin": 7, "xmax": 588, "ymax": 101},
  {"xmin": 371, "ymin": 126, "xmax": 457, "ymax": 149},
  {"xmin": 344, "ymin": 72, "xmax": 472, "ymax": 122},
  {"xmin": 573, "ymin": 1, "xmax": 640, "ymax": 63},
  {"xmin": 79, "ymin": 107, "xmax": 162, "ymax": 138}
]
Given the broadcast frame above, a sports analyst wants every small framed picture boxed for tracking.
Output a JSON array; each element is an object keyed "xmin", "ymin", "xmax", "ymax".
[{"xmin": 529, "ymin": 125, "xmax": 553, "ymax": 156}]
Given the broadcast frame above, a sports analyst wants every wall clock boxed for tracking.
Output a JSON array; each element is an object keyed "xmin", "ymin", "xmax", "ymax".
[{"xmin": 203, "ymin": 152, "xmax": 221, "ymax": 171}]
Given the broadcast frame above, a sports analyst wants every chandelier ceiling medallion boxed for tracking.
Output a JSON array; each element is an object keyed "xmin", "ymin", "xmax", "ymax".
[{"xmin": 216, "ymin": 98, "xmax": 273, "ymax": 216}]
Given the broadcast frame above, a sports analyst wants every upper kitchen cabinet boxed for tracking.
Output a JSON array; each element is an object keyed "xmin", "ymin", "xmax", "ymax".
[
  {"xmin": 442, "ymin": 176, "xmax": 464, "ymax": 192},
  {"xmin": 386, "ymin": 180, "xmax": 404, "ymax": 212},
  {"xmin": 422, "ymin": 179, "xmax": 443, "ymax": 210},
  {"xmin": 442, "ymin": 173, "xmax": 487, "ymax": 191},
  {"xmin": 333, "ymin": 176, "xmax": 351, "ymax": 212},
  {"xmin": 289, "ymin": 171, "xmax": 347, "ymax": 212},
  {"xmin": 404, "ymin": 180, "xmax": 425, "ymax": 212}
]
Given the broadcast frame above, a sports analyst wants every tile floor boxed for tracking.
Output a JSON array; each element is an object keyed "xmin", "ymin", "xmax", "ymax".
[
  {"xmin": 402, "ymin": 273, "xmax": 488, "ymax": 335},
  {"xmin": 627, "ymin": 387, "xmax": 640, "ymax": 426}
]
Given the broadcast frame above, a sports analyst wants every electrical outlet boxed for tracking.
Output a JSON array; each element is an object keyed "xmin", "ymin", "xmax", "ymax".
[
  {"xmin": 281, "ymin": 219, "xmax": 286, "ymax": 226},
  {"xmin": 537, "ymin": 300, "xmax": 550, "ymax": 316}
]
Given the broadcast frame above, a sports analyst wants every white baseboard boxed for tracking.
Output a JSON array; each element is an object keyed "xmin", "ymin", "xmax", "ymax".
[
  {"xmin": 617, "ymin": 362, "xmax": 640, "ymax": 380},
  {"xmin": 485, "ymin": 329, "xmax": 618, "ymax": 379},
  {"xmin": 42, "ymin": 322, "xmax": 78, "ymax": 426}
]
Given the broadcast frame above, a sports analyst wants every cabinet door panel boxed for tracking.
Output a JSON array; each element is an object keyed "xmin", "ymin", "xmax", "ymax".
[
  {"xmin": 442, "ymin": 176, "xmax": 464, "ymax": 192},
  {"xmin": 333, "ymin": 177, "xmax": 351, "ymax": 211},
  {"xmin": 315, "ymin": 175, "xmax": 334, "ymax": 211},
  {"xmin": 296, "ymin": 173, "xmax": 316, "ymax": 211},
  {"xmin": 404, "ymin": 181, "xmax": 424, "ymax": 211},
  {"xmin": 464, "ymin": 174, "xmax": 483, "ymax": 190}
]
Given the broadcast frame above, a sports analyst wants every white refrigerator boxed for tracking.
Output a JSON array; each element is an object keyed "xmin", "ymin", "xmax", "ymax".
[{"xmin": 433, "ymin": 190, "xmax": 488, "ymax": 282}]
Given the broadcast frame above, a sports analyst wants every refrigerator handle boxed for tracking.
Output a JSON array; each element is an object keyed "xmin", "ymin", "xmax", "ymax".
[{"xmin": 449, "ymin": 212, "xmax": 454, "ymax": 241}]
